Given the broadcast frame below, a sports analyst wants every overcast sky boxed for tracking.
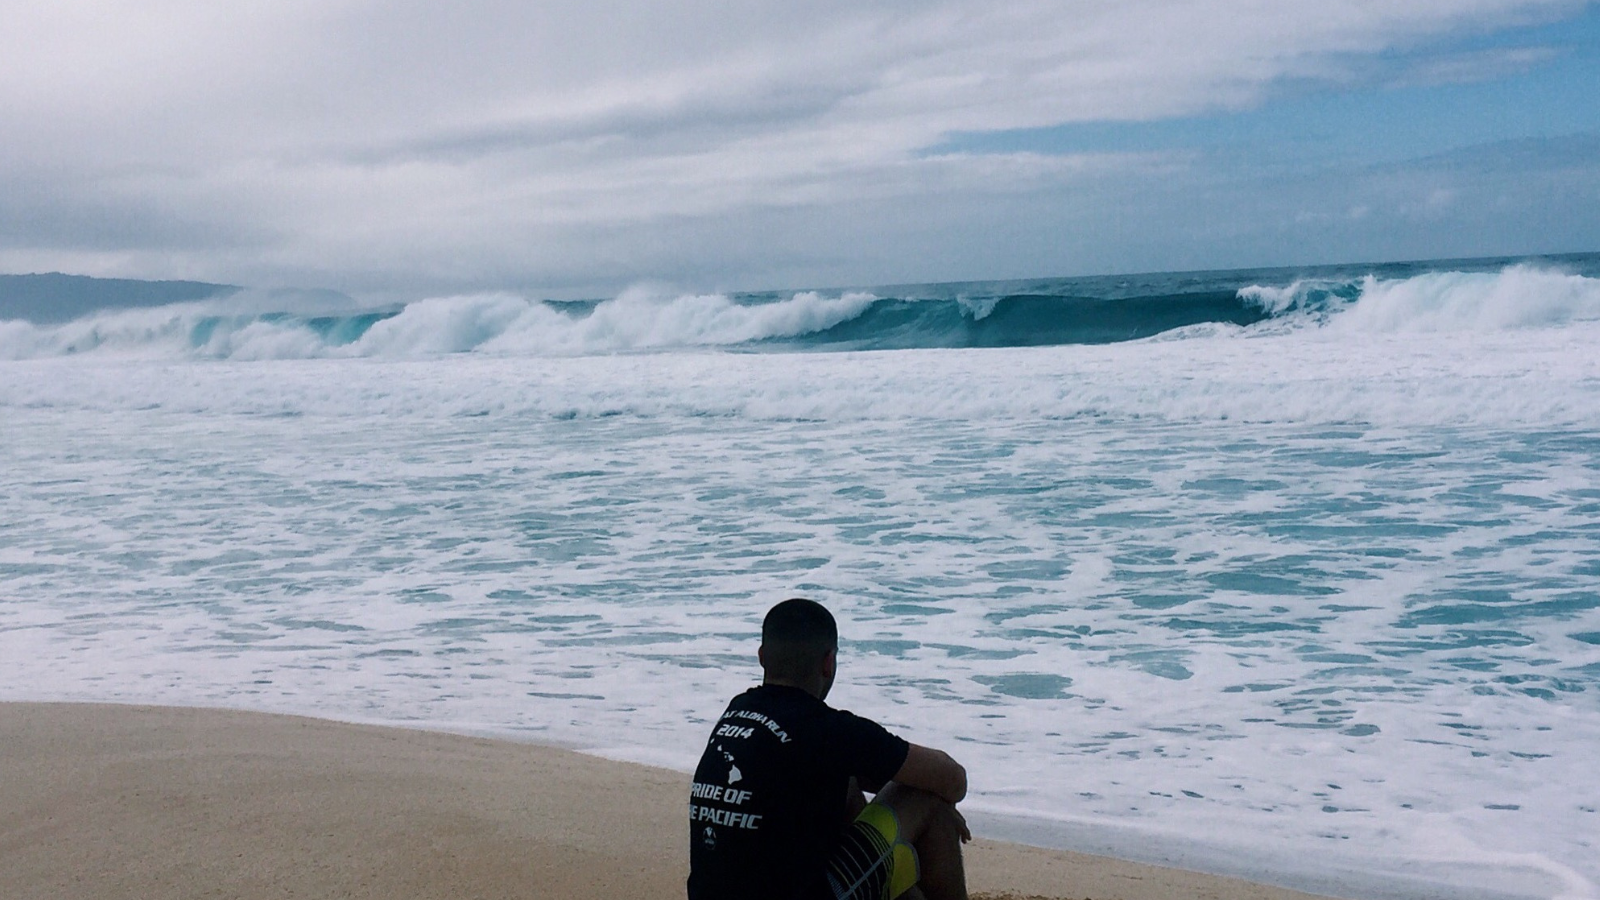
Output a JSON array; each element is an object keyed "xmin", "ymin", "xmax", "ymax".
[{"xmin": 2, "ymin": 0, "xmax": 1597, "ymax": 299}]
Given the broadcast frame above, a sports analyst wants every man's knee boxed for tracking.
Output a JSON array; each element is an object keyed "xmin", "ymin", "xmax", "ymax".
[{"xmin": 872, "ymin": 782, "xmax": 960, "ymax": 845}]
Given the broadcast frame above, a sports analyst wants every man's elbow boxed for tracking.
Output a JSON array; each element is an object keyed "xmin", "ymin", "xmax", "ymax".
[
  {"xmin": 926, "ymin": 748, "xmax": 967, "ymax": 804},
  {"xmin": 945, "ymin": 756, "xmax": 968, "ymax": 804},
  {"xmin": 896, "ymin": 743, "xmax": 969, "ymax": 805}
]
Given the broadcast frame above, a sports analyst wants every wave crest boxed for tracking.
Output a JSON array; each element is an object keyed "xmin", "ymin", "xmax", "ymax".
[
  {"xmin": 0, "ymin": 288, "xmax": 881, "ymax": 361},
  {"xmin": 5, "ymin": 263, "xmax": 1599, "ymax": 361},
  {"xmin": 1336, "ymin": 266, "xmax": 1600, "ymax": 333},
  {"xmin": 1239, "ymin": 265, "xmax": 1600, "ymax": 334}
]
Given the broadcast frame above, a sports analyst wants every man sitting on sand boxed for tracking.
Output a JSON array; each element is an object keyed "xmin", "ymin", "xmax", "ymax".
[{"xmin": 688, "ymin": 598, "xmax": 971, "ymax": 900}]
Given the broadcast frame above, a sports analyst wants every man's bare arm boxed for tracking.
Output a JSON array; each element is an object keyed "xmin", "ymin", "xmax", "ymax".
[{"xmin": 891, "ymin": 743, "xmax": 967, "ymax": 805}]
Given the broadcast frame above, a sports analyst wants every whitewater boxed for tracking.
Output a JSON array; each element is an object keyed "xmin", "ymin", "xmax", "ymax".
[{"xmin": 2, "ymin": 256, "xmax": 1598, "ymax": 900}]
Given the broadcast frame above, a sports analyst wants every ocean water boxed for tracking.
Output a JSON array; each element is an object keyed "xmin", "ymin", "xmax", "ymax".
[{"xmin": 3, "ymin": 255, "xmax": 1599, "ymax": 899}]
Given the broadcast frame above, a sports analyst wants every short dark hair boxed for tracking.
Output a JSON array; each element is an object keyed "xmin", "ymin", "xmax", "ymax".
[{"xmin": 761, "ymin": 598, "xmax": 838, "ymax": 680}]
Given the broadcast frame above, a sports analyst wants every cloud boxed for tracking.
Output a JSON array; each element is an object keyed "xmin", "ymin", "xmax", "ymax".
[
  {"xmin": 0, "ymin": 0, "xmax": 1588, "ymax": 293},
  {"xmin": 1391, "ymin": 45, "xmax": 1567, "ymax": 87}
]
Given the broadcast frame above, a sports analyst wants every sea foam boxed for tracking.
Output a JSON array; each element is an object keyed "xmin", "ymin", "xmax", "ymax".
[{"xmin": 3, "ymin": 259, "xmax": 1599, "ymax": 900}]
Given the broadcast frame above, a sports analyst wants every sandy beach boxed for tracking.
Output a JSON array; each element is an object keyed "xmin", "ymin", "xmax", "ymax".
[{"xmin": 0, "ymin": 702, "xmax": 1346, "ymax": 900}]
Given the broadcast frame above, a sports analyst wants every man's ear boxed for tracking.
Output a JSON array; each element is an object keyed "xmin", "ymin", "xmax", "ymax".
[
  {"xmin": 758, "ymin": 644, "xmax": 767, "ymax": 670},
  {"xmin": 822, "ymin": 647, "xmax": 837, "ymax": 679}
]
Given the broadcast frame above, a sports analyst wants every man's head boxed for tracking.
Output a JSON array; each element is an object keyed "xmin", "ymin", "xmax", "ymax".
[{"xmin": 759, "ymin": 598, "xmax": 838, "ymax": 699}]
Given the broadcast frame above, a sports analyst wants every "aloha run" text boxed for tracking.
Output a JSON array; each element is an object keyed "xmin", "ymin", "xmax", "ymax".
[{"xmin": 719, "ymin": 709, "xmax": 791, "ymax": 743}]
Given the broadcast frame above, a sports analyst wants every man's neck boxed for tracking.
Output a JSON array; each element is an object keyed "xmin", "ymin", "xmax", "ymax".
[{"xmin": 762, "ymin": 675, "xmax": 826, "ymax": 699}]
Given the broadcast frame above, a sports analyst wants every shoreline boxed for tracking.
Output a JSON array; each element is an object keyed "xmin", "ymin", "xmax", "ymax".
[{"xmin": 0, "ymin": 700, "xmax": 1353, "ymax": 900}]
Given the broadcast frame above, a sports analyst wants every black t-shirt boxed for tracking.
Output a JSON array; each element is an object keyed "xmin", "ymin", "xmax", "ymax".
[{"xmin": 686, "ymin": 684, "xmax": 910, "ymax": 900}]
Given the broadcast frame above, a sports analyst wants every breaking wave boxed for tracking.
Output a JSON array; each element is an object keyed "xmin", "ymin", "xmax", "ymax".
[
  {"xmin": 1239, "ymin": 265, "xmax": 1600, "ymax": 332},
  {"xmin": 3, "ymin": 262, "xmax": 1598, "ymax": 361}
]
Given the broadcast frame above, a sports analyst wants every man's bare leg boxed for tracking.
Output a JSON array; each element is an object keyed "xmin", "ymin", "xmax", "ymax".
[{"xmin": 870, "ymin": 782, "xmax": 968, "ymax": 900}]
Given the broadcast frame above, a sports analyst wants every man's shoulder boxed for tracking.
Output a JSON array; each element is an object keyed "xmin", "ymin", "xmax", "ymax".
[
  {"xmin": 718, "ymin": 685, "xmax": 851, "ymax": 739},
  {"xmin": 721, "ymin": 685, "xmax": 819, "ymax": 724},
  {"xmin": 718, "ymin": 686, "xmax": 901, "ymax": 743},
  {"xmin": 725, "ymin": 683, "xmax": 818, "ymax": 711}
]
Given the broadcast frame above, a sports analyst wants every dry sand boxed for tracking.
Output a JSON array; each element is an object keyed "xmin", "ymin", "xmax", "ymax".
[{"xmin": 0, "ymin": 702, "xmax": 1345, "ymax": 900}]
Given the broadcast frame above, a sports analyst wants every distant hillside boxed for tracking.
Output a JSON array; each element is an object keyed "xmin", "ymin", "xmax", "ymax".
[{"xmin": 0, "ymin": 273, "xmax": 238, "ymax": 324}]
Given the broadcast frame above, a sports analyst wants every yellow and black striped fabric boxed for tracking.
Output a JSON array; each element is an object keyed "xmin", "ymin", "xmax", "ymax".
[{"xmin": 825, "ymin": 803, "xmax": 919, "ymax": 900}]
